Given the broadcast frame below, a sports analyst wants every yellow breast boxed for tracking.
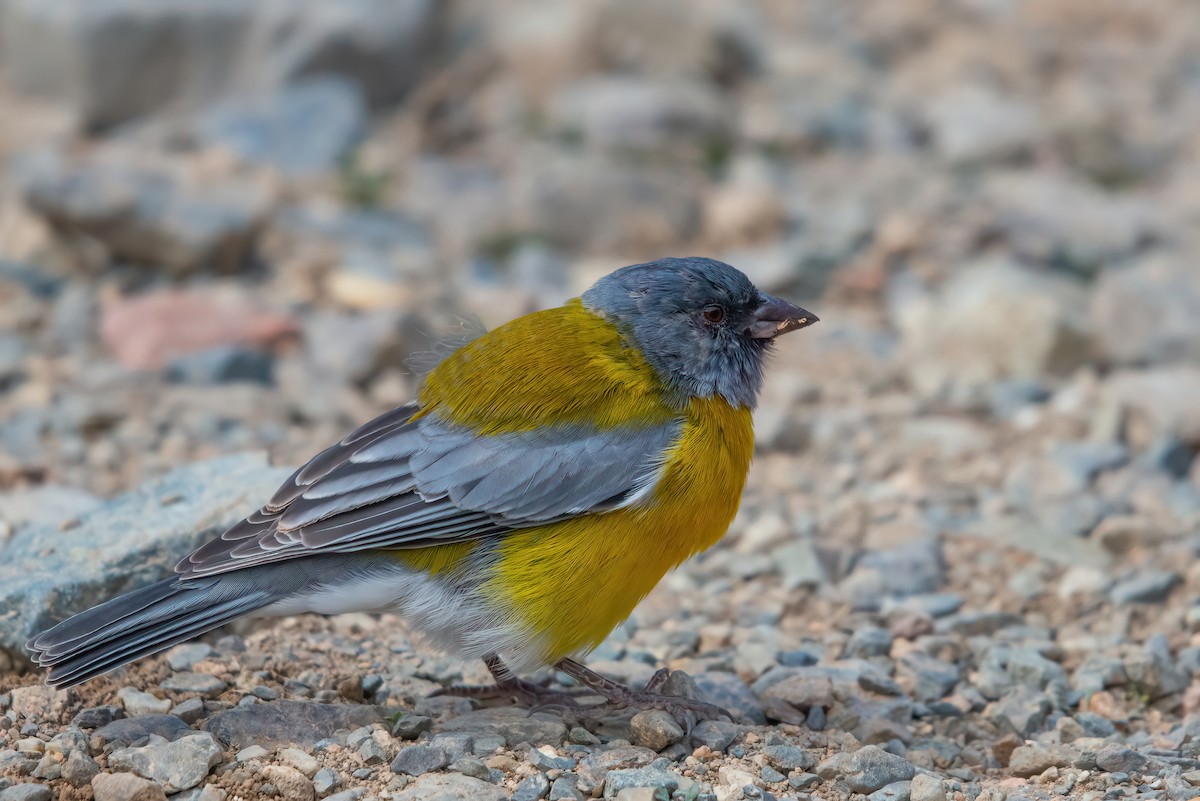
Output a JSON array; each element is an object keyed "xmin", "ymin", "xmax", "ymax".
[{"xmin": 485, "ymin": 395, "xmax": 754, "ymax": 662}]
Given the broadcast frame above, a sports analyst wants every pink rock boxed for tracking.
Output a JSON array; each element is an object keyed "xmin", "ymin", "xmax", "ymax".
[{"xmin": 101, "ymin": 287, "xmax": 298, "ymax": 370}]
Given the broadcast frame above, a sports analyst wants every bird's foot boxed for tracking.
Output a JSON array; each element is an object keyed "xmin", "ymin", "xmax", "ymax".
[
  {"xmin": 430, "ymin": 675, "xmax": 591, "ymax": 711},
  {"xmin": 554, "ymin": 660, "xmax": 733, "ymax": 733}
]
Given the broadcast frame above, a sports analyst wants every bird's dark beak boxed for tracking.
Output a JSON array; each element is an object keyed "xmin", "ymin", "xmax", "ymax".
[{"xmin": 746, "ymin": 295, "xmax": 819, "ymax": 339}]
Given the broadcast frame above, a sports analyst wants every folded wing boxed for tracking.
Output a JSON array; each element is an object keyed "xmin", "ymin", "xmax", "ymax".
[{"xmin": 178, "ymin": 403, "xmax": 681, "ymax": 578}]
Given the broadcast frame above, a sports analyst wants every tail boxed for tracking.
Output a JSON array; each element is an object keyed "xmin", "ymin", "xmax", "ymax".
[{"xmin": 26, "ymin": 574, "xmax": 281, "ymax": 688}]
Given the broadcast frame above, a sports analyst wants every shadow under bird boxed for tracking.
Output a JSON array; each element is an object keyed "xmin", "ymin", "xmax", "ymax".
[{"xmin": 27, "ymin": 256, "xmax": 818, "ymax": 725}]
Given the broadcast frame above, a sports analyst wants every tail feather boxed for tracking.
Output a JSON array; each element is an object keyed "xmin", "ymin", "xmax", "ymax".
[
  {"xmin": 29, "ymin": 578, "xmax": 186, "ymax": 658},
  {"xmin": 27, "ymin": 576, "xmax": 280, "ymax": 688}
]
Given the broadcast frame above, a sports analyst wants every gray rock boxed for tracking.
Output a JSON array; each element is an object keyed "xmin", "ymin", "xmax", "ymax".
[
  {"xmin": 118, "ymin": 688, "xmax": 172, "ymax": 717},
  {"xmin": 527, "ymin": 748, "xmax": 574, "ymax": 771},
  {"xmin": 602, "ymin": 767, "xmax": 692, "ymax": 800},
  {"xmin": 985, "ymin": 171, "xmax": 1153, "ymax": 275},
  {"xmin": 575, "ymin": 746, "xmax": 657, "ymax": 796},
  {"xmin": 837, "ymin": 745, "xmax": 918, "ymax": 794},
  {"xmin": 323, "ymin": 791, "xmax": 365, "ymax": 801},
  {"xmin": 1047, "ymin": 441, "xmax": 1129, "ymax": 494},
  {"xmin": 1072, "ymin": 655, "xmax": 1128, "ymax": 694},
  {"xmin": 1095, "ymin": 744, "xmax": 1157, "ymax": 774},
  {"xmin": 514, "ymin": 773, "xmax": 550, "ymax": 801},
  {"xmin": 1125, "ymin": 635, "xmax": 1189, "ymax": 699},
  {"xmin": 1092, "ymin": 254, "xmax": 1200, "ymax": 366},
  {"xmin": 90, "ymin": 771, "xmax": 168, "ymax": 801},
  {"xmin": 691, "ymin": 671, "xmax": 767, "ymax": 725},
  {"xmin": 870, "ymin": 780, "xmax": 913, "ymax": 801},
  {"xmin": 14, "ymin": 148, "xmax": 270, "ymax": 276},
  {"xmin": 108, "ymin": 731, "xmax": 223, "ymax": 793},
  {"xmin": 262, "ymin": 764, "xmax": 315, "ymax": 801},
  {"xmin": 164, "ymin": 644, "xmax": 214, "ymax": 672},
  {"xmin": 548, "ymin": 776, "xmax": 585, "ymax": 801},
  {"xmin": 989, "ymin": 686, "xmax": 1052, "ymax": 737},
  {"xmin": 909, "ymin": 773, "xmax": 946, "ymax": 801},
  {"xmin": 0, "ymin": 751, "xmax": 37, "ymax": 776},
  {"xmin": 935, "ymin": 610, "xmax": 1024, "ymax": 637},
  {"xmin": 0, "ymin": 785, "xmax": 51, "ymax": 801},
  {"xmin": 897, "ymin": 652, "xmax": 960, "ymax": 702},
  {"xmin": 1005, "ymin": 648, "xmax": 1068, "ymax": 690},
  {"xmin": 236, "ymin": 744, "xmax": 269, "ymax": 762},
  {"xmin": 161, "ymin": 672, "xmax": 228, "ymax": 697},
  {"xmin": 435, "ymin": 708, "xmax": 566, "ymax": 747},
  {"xmin": 424, "ymin": 733, "xmax": 472, "ymax": 764},
  {"xmin": 548, "ymin": 77, "xmax": 728, "ymax": 151},
  {"xmin": 1008, "ymin": 744, "xmax": 1077, "ymax": 777},
  {"xmin": 1104, "ymin": 367, "xmax": 1200, "ymax": 446},
  {"xmin": 60, "ymin": 749, "xmax": 99, "ymax": 786},
  {"xmin": 312, "ymin": 768, "xmax": 340, "ymax": 796},
  {"xmin": 391, "ymin": 714, "xmax": 434, "ymax": 740},
  {"xmin": 449, "ymin": 757, "xmax": 491, "ymax": 781},
  {"xmin": 689, "ymin": 720, "xmax": 740, "ymax": 752},
  {"xmin": 629, "ymin": 710, "xmax": 683, "ymax": 752},
  {"xmin": 763, "ymin": 745, "xmax": 815, "ymax": 772},
  {"xmin": 96, "ymin": 714, "xmax": 196, "ymax": 746},
  {"xmin": 71, "ymin": 705, "xmax": 120, "ymax": 729},
  {"xmin": 356, "ymin": 735, "xmax": 391, "ymax": 766},
  {"xmin": 0, "ymin": 454, "xmax": 289, "ymax": 656},
  {"xmin": 891, "ymin": 259, "xmax": 1091, "ymax": 403},
  {"xmin": 924, "ymin": 84, "xmax": 1041, "ymax": 163},
  {"xmin": 202, "ymin": 701, "xmax": 385, "ymax": 749},
  {"xmin": 0, "ymin": 484, "xmax": 100, "ymax": 534},
  {"xmin": 198, "ymin": 77, "xmax": 365, "ymax": 176},
  {"xmin": 0, "ymin": 0, "xmax": 438, "ymax": 128},
  {"xmin": 390, "ymin": 745, "xmax": 448, "ymax": 776},
  {"xmin": 301, "ymin": 308, "xmax": 425, "ymax": 387},
  {"xmin": 1109, "ymin": 569, "xmax": 1181, "ymax": 604},
  {"xmin": 845, "ymin": 627, "xmax": 894, "ymax": 659},
  {"xmin": 0, "ymin": 332, "xmax": 31, "ymax": 385},
  {"xmin": 761, "ymin": 764, "xmax": 786, "ymax": 784},
  {"xmin": 392, "ymin": 773, "xmax": 508, "ymax": 801},
  {"xmin": 166, "ymin": 346, "xmax": 275, "ymax": 385},
  {"xmin": 508, "ymin": 152, "xmax": 702, "ymax": 254},
  {"xmin": 842, "ymin": 541, "xmax": 945, "ymax": 609}
]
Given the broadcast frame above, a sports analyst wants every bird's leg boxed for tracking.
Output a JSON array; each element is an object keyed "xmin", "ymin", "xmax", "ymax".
[
  {"xmin": 553, "ymin": 657, "xmax": 733, "ymax": 732},
  {"xmin": 430, "ymin": 653, "xmax": 592, "ymax": 710}
]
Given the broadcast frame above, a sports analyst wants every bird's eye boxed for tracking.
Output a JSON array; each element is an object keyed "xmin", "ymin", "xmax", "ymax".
[{"xmin": 702, "ymin": 305, "xmax": 726, "ymax": 324}]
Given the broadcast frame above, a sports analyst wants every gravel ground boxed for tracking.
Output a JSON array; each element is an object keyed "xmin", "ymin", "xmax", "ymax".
[{"xmin": 3, "ymin": 2, "xmax": 1200, "ymax": 800}]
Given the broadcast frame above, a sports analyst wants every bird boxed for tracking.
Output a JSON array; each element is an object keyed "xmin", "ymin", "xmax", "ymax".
[{"xmin": 27, "ymin": 256, "xmax": 818, "ymax": 724}]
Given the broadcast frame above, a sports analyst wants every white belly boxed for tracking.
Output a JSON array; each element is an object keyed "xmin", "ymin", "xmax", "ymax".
[{"xmin": 256, "ymin": 563, "xmax": 547, "ymax": 670}]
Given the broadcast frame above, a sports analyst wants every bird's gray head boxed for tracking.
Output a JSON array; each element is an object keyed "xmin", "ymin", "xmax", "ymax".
[{"xmin": 582, "ymin": 257, "xmax": 818, "ymax": 409}]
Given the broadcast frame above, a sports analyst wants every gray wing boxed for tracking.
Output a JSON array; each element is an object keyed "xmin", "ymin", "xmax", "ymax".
[{"xmin": 178, "ymin": 403, "xmax": 681, "ymax": 578}]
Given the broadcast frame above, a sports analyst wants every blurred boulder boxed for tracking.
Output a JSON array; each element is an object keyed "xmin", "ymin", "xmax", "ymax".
[
  {"xmin": 891, "ymin": 259, "xmax": 1092, "ymax": 404},
  {"xmin": 0, "ymin": 0, "xmax": 439, "ymax": 129},
  {"xmin": 12, "ymin": 148, "xmax": 270, "ymax": 275},
  {"xmin": 100, "ymin": 286, "xmax": 298, "ymax": 371},
  {"xmin": 197, "ymin": 76, "xmax": 367, "ymax": 177},
  {"xmin": 924, "ymin": 85, "xmax": 1041, "ymax": 164},
  {"xmin": 165, "ymin": 346, "xmax": 276, "ymax": 386},
  {"xmin": 0, "ymin": 485, "xmax": 101, "ymax": 534},
  {"xmin": 1104, "ymin": 367, "xmax": 1200, "ymax": 447},
  {"xmin": 511, "ymin": 152, "xmax": 703, "ymax": 253},
  {"xmin": 0, "ymin": 454, "xmax": 291, "ymax": 661},
  {"xmin": 548, "ymin": 78, "xmax": 729, "ymax": 151},
  {"xmin": 1090, "ymin": 254, "xmax": 1200, "ymax": 366},
  {"xmin": 984, "ymin": 171, "xmax": 1153, "ymax": 275},
  {"xmin": 302, "ymin": 309, "xmax": 425, "ymax": 387},
  {"xmin": 269, "ymin": 205, "xmax": 436, "ymax": 311}
]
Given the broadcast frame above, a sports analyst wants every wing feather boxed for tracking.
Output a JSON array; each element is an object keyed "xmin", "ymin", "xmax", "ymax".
[{"xmin": 177, "ymin": 402, "xmax": 680, "ymax": 579}]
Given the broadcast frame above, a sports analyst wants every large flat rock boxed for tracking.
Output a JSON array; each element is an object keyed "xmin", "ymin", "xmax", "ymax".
[{"xmin": 0, "ymin": 453, "xmax": 291, "ymax": 663}]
